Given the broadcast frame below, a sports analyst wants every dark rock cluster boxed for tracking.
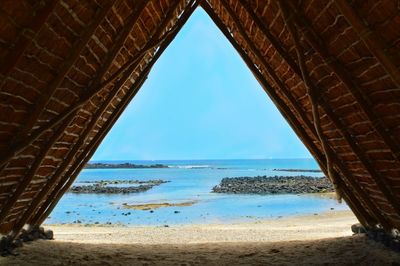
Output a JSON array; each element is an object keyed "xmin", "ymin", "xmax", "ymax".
[
  {"xmin": 1, "ymin": 226, "xmax": 53, "ymax": 256},
  {"xmin": 0, "ymin": 236, "xmax": 21, "ymax": 256},
  {"xmin": 273, "ymin": 169, "xmax": 323, "ymax": 173},
  {"xmin": 212, "ymin": 175, "xmax": 334, "ymax": 194},
  {"xmin": 18, "ymin": 226, "xmax": 53, "ymax": 242},
  {"xmin": 351, "ymin": 223, "xmax": 367, "ymax": 234},
  {"xmin": 69, "ymin": 179, "xmax": 168, "ymax": 194},
  {"xmin": 363, "ymin": 226, "xmax": 400, "ymax": 253},
  {"xmin": 84, "ymin": 163, "xmax": 169, "ymax": 169},
  {"xmin": 78, "ymin": 179, "xmax": 167, "ymax": 185}
]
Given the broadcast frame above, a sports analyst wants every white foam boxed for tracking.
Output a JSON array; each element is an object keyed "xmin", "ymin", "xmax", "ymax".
[{"xmin": 170, "ymin": 165, "xmax": 211, "ymax": 169}]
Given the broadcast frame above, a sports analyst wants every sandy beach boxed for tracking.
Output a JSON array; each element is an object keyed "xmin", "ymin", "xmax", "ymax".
[{"xmin": 2, "ymin": 210, "xmax": 400, "ymax": 265}]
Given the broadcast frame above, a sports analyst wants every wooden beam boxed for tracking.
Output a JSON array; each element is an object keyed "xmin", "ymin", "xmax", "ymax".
[
  {"xmin": 284, "ymin": 2, "xmax": 400, "ymax": 223},
  {"xmin": 0, "ymin": 0, "xmax": 149, "ymax": 176},
  {"xmin": 281, "ymin": 0, "xmax": 400, "ymax": 227},
  {"xmin": 278, "ymin": 0, "xmax": 342, "ymax": 201},
  {"xmin": 214, "ymin": 3, "xmax": 382, "ymax": 217},
  {"xmin": 334, "ymin": 0, "xmax": 400, "ymax": 89},
  {"xmin": 33, "ymin": 72, "xmax": 148, "ymax": 227},
  {"xmin": 0, "ymin": 0, "xmax": 183, "ymax": 169},
  {"xmin": 280, "ymin": 0, "xmax": 399, "ymax": 228},
  {"xmin": 288, "ymin": 2, "xmax": 400, "ymax": 164},
  {"xmin": 89, "ymin": 0, "xmax": 149, "ymax": 87},
  {"xmin": 0, "ymin": 32, "xmax": 166, "ymax": 168},
  {"xmin": 0, "ymin": 0, "xmax": 148, "ymax": 181},
  {"xmin": 32, "ymin": 0, "xmax": 199, "ymax": 227},
  {"xmin": 0, "ymin": 0, "xmax": 59, "ymax": 81},
  {"xmin": 14, "ymin": 0, "xmax": 193, "ymax": 224},
  {"xmin": 0, "ymin": 0, "xmax": 172, "ymax": 232},
  {"xmin": 30, "ymin": 0, "xmax": 198, "ymax": 228},
  {"xmin": 10, "ymin": 65, "xmax": 140, "ymax": 236},
  {"xmin": 202, "ymin": 1, "xmax": 391, "ymax": 229},
  {"xmin": 201, "ymin": 2, "xmax": 316, "ymax": 163},
  {"xmin": 236, "ymin": 0, "xmax": 396, "ymax": 228},
  {"xmin": 237, "ymin": 0, "xmax": 301, "ymax": 75},
  {"xmin": 321, "ymin": 96, "xmax": 400, "ymax": 222},
  {"xmin": 218, "ymin": 0, "xmax": 319, "ymax": 140},
  {"xmin": 0, "ymin": 113, "xmax": 75, "ymax": 225},
  {"xmin": 201, "ymin": 1, "xmax": 380, "ymax": 228},
  {"xmin": 10, "ymin": 0, "xmax": 118, "ymax": 146}
]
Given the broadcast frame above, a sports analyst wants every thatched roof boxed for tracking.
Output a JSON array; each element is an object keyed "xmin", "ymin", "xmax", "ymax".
[{"xmin": 0, "ymin": 0, "xmax": 399, "ymax": 237}]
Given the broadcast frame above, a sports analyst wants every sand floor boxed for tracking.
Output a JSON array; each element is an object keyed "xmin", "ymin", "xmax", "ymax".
[{"xmin": 2, "ymin": 210, "xmax": 400, "ymax": 265}]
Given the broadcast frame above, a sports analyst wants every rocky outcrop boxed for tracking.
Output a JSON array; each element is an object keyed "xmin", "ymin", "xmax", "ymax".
[
  {"xmin": 212, "ymin": 176, "xmax": 334, "ymax": 194},
  {"xmin": 69, "ymin": 179, "xmax": 168, "ymax": 194}
]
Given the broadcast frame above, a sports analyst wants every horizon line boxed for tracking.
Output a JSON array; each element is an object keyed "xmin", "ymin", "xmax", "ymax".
[{"xmin": 89, "ymin": 157, "xmax": 315, "ymax": 162}]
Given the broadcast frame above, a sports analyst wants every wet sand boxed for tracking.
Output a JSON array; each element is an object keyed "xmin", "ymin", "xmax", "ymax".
[
  {"xmin": 2, "ymin": 210, "xmax": 400, "ymax": 265},
  {"xmin": 122, "ymin": 200, "xmax": 198, "ymax": 210}
]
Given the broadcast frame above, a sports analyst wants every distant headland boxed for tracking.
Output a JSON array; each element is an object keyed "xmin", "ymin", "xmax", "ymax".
[{"xmin": 84, "ymin": 162, "xmax": 169, "ymax": 169}]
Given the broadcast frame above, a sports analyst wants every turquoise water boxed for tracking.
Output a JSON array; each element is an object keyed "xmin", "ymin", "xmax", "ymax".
[{"xmin": 45, "ymin": 159, "xmax": 348, "ymax": 225}]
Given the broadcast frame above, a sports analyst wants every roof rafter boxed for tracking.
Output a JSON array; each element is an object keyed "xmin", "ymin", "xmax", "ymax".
[
  {"xmin": 334, "ymin": 0, "xmax": 400, "ymax": 89},
  {"xmin": 0, "ymin": 0, "xmax": 59, "ymax": 82},
  {"xmin": 287, "ymin": 2, "xmax": 400, "ymax": 164},
  {"xmin": 279, "ymin": 0, "xmax": 400, "ymax": 226},
  {"xmin": 234, "ymin": 0, "xmax": 398, "ymax": 227},
  {"xmin": 0, "ymin": 0, "xmax": 183, "ymax": 169},
  {"xmin": 30, "ymin": 0, "xmax": 199, "ymax": 230},
  {"xmin": 9, "ymin": 0, "xmax": 119, "ymax": 148},
  {"xmin": 201, "ymin": 0, "xmax": 386, "ymax": 229},
  {"xmin": 278, "ymin": 0, "xmax": 342, "ymax": 201}
]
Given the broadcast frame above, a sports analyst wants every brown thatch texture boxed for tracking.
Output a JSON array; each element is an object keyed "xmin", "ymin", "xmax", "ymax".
[{"xmin": 0, "ymin": 0, "xmax": 399, "ymax": 237}]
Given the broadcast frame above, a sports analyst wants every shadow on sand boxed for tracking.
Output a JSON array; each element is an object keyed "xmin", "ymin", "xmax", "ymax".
[{"xmin": 2, "ymin": 235, "xmax": 400, "ymax": 265}]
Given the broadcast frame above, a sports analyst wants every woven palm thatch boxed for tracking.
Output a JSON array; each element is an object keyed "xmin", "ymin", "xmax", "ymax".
[{"xmin": 0, "ymin": 0, "xmax": 399, "ymax": 238}]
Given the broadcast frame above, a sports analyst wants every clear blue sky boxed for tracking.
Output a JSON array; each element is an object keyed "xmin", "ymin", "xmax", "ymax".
[{"xmin": 91, "ymin": 8, "xmax": 312, "ymax": 161}]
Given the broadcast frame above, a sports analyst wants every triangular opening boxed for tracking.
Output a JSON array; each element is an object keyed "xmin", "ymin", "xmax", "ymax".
[
  {"xmin": 93, "ymin": 8, "xmax": 312, "ymax": 161},
  {"xmin": 44, "ymin": 8, "xmax": 351, "ymax": 229}
]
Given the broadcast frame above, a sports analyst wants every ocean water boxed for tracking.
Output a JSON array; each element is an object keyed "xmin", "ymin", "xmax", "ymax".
[{"xmin": 45, "ymin": 159, "xmax": 349, "ymax": 225}]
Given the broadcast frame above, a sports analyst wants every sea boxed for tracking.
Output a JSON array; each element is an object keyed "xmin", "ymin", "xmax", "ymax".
[{"xmin": 44, "ymin": 159, "xmax": 349, "ymax": 226}]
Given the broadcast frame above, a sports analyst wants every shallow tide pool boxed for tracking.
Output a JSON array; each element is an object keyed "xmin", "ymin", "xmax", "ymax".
[{"xmin": 45, "ymin": 159, "xmax": 349, "ymax": 225}]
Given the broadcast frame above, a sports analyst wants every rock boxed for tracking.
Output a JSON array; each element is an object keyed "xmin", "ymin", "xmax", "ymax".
[
  {"xmin": 0, "ymin": 236, "xmax": 9, "ymax": 253},
  {"xmin": 212, "ymin": 175, "xmax": 334, "ymax": 195},
  {"xmin": 351, "ymin": 223, "xmax": 367, "ymax": 234},
  {"xmin": 44, "ymin": 230, "xmax": 54, "ymax": 240},
  {"xmin": 270, "ymin": 249, "xmax": 280, "ymax": 253},
  {"xmin": 174, "ymin": 211, "xmax": 180, "ymax": 214},
  {"xmin": 68, "ymin": 179, "xmax": 169, "ymax": 194},
  {"xmin": 13, "ymin": 239, "xmax": 23, "ymax": 248},
  {"xmin": 1, "ymin": 226, "xmax": 55, "ymax": 256},
  {"xmin": 32, "ymin": 230, "xmax": 40, "ymax": 240},
  {"xmin": 19, "ymin": 231, "xmax": 29, "ymax": 242}
]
